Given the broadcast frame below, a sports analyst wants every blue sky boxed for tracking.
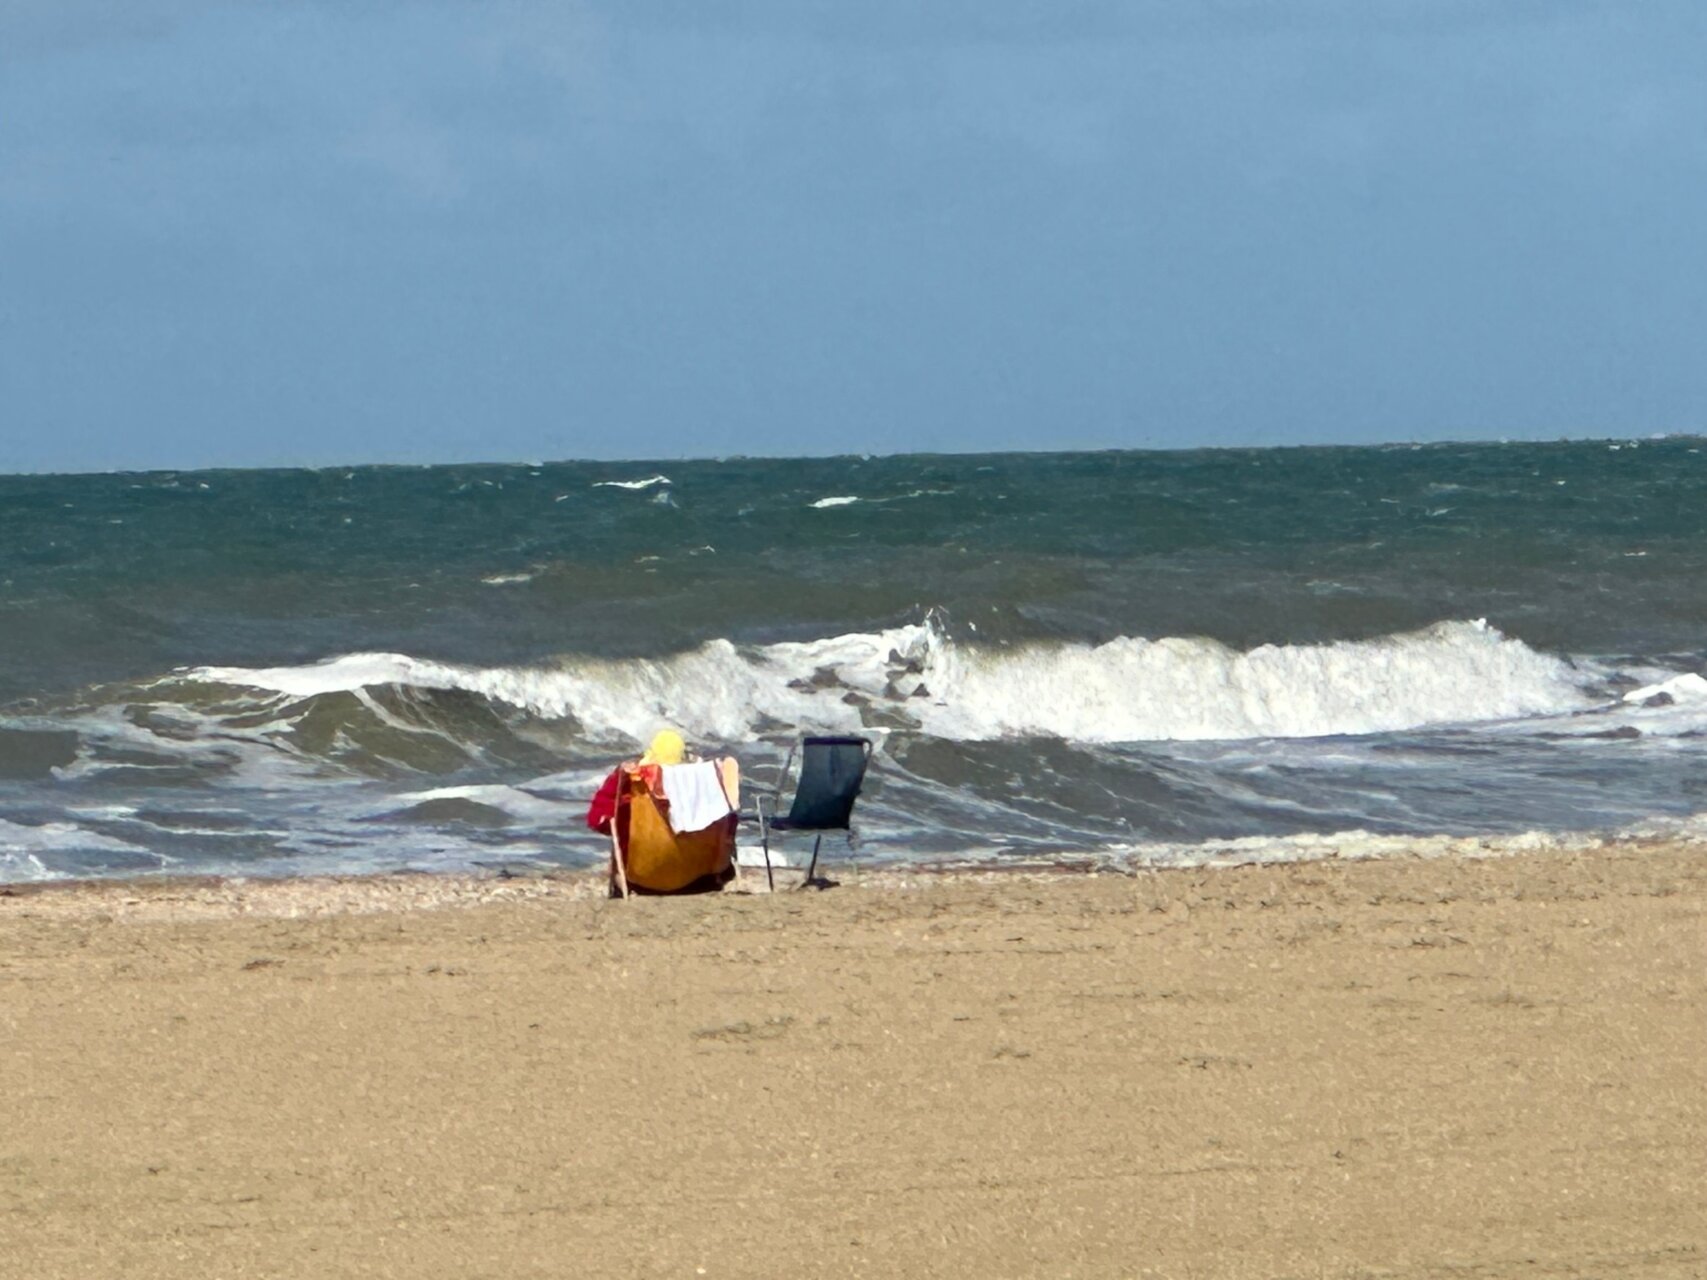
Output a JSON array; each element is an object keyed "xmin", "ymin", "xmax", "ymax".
[{"xmin": 3, "ymin": 1, "xmax": 1704, "ymax": 471}]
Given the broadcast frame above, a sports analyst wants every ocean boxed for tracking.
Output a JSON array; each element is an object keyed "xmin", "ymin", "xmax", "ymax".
[{"xmin": 3, "ymin": 439, "xmax": 1706, "ymax": 883}]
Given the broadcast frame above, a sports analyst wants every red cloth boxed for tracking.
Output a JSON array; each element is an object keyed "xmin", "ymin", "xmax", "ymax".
[
  {"xmin": 586, "ymin": 767, "xmax": 622, "ymax": 833},
  {"xmin": 585, "ymin": 764, "xmax": 665, "ymax": 833}
]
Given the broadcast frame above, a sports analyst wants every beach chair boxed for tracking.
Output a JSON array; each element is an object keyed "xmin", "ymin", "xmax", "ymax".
[
  {"xmin": 607, "ymin": 762, "xmax": 738, "ymax": 897},
  {"xmin": 753, "ymin": 736, "xmax": 873, "ymax": 890}
]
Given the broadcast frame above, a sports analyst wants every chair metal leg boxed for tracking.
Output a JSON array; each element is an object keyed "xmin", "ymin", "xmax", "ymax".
[
  {"xmin": 801, "ymin": 833, "xmax": 823, "ymax": 889},
  {"xmin": 759, "ymin": 813, "xmax": 775, "ymax": 892}
]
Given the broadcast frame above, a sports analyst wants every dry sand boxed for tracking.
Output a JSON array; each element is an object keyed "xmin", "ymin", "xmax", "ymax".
[{"xmin": 2, "ymin": 843, "xmax": 1704, "ymax": 1278}]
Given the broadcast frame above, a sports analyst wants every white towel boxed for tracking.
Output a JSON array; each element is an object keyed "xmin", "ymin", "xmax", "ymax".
[{"xmin": 659, "ymin": 760, "xmax": 735, "ymax": 834}]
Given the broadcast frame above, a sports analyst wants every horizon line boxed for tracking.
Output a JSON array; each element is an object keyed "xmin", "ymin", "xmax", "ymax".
[{"xmin": 4, "ymin": 428, "xmax": 1702, "ymax": 480}]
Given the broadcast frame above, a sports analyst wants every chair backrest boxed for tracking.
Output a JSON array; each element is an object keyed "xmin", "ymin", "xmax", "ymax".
[
  {"xmin": 783, "ymin": 737, "xmax": 872, "ymax": 830},
  {"xmin": 617, "ymin": 766, "xmax": 735, "ymax": 893}
]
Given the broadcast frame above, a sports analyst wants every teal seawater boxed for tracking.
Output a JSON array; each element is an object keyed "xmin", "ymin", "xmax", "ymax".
[{"xmin": 2, "ymin": 440, "xmax": 1706, "ymax": 881}]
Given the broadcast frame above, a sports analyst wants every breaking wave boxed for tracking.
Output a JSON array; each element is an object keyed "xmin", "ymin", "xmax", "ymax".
[
  {"xmin": 6, "ymin": 618, "xmax": 1705, "ymax": 884},
  {"xmin": 171, "ymin": 618, "xmax": 1599, "ymax": 751},
  {"xmin": 918, "ymin": 619, "xmax": 1597, "ymax": 742}
]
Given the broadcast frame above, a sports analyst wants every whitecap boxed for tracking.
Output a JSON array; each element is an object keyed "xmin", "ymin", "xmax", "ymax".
[
  {"xmin": 592, "ymin": 475, "xmax": 672, "ymax": 491},
  {"xmin": 175, "ymin": 618, "xmax": 1598, "ymax": 748},
  {"xmin": 912, "ymin": 619, "xmax": 1595, "ymax": 743},
  {"xmin": 810, "ymin": 496, "xmax": 861, "ymax": 509},
  {"xmin": 1623, "ymin": 672, "xmax": 1707, "ymax": 704}
]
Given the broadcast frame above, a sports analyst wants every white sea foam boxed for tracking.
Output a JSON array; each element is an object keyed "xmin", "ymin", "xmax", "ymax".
[
  {"xmin": 1624, "ymin": 672, "xmax": 1707, "ymax": 704},
  {"xmin": 809, "ymin": 490, "xmax": 947, "ymax": 509},
  {"xmin": 0, "ymin": 818, "xmax": 155, "ymax": 858},
  {"xmin": 916, "ymin": 620, "xmax": 1595, "ymax": 743},
  {"xmin": 48, "ymin": 699, "xmax": 366, "ymax": 791},
  {"xmin": 193, "ymin": 653, "xmax": 472, "ymax": 700},
  {"xmin": 592, "ymin": 475, "xmax": 672, "ymax": 491},
  {"xmin": 180, "ymin": 619, "xmax": 1601, "ymax": 747},
  {"xmin": 1540, "ymin": 669, "xmax": 1707, "ymax": 741},
  {"xmin": 0, "ymin": 849, "xmax": 57, "ymax": 880},
  {"xmin": 1107, "ymin": 825, "xmax": 1609, "ymax": 871}
]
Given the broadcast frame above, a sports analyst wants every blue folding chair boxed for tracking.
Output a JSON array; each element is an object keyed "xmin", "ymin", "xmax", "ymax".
[{"xmin": 753, "ymin": 737, "xmax": 873, "ymax": 890}]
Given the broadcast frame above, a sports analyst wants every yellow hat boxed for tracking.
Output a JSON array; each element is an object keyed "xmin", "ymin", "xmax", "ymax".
[{"xmin": 640, "ymin": 728, "xmax": 686, "ymax": 766}]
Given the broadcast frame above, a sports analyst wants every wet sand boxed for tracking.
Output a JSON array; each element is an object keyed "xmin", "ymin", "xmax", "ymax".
[{"xmin": 3, "ymin": 842, "xmax": 1705, "ymax": 1278}]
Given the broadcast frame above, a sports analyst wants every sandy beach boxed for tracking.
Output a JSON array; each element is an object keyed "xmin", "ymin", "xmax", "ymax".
[{"xmin": 3, "ymin": 843, "xmax": 1704, "ymax": 1279}]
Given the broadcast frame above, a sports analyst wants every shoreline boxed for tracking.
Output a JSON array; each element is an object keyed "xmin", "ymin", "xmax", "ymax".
[
  {"xmin": 0, "ymin": 828, "xmax": 1696, "ymax": 923},
  {"xmin": 6, "ymin": 837, "xmax": 1704, "ymax": 1277}
]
